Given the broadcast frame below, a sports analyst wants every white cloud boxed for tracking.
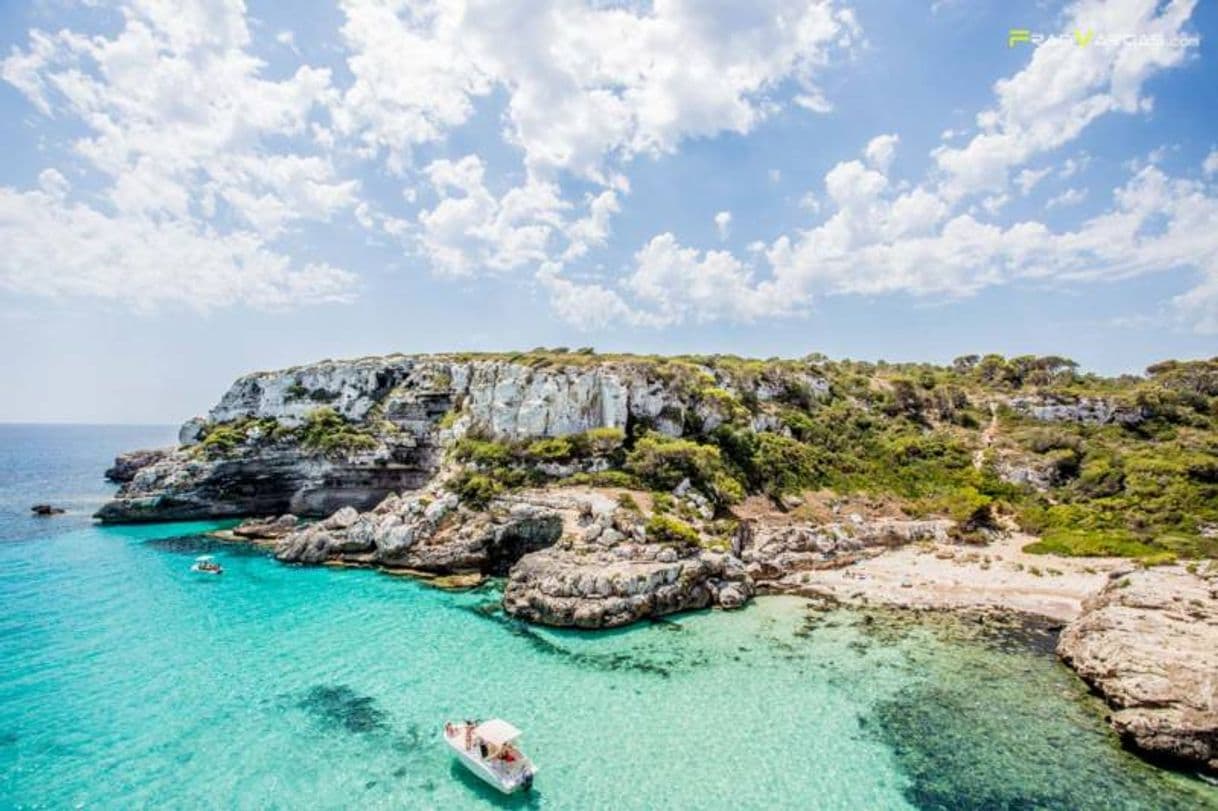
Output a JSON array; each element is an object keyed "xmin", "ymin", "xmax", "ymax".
[
  {"xmin": 1016, "ymin": 167, "xmax": 1051, "ymax": 195},
  {"xmin": 1046, "ymin": 187, "xmax": 1088, "ymax": 209},
  {"xmin": 863, "ymin": 134, "xmax": 899, "ymax": 173},
  {"xmin": 564, "ymin": 0, "xmax": 1214, "ymax": 332},
  {"xmin": 1204, "ymin": 148, "xmax": 1218, "ymax": 177},
  {"xmin": 334, "ymin": 0, "xmax": 860, "ymax": 184},
  {"xmin": 417, "ymin": 155, "xmax": 565, "ymax": 277},
  {"xmin": 933, "ymin": 0, "xmax": 1199, "ymax": 199},
  {"xmin": 625, "ymin": 233, "xmax": 788, "ymax": 325},
  {"xmin": 714, "ymin": 211, "xmax": 732, "ymax": 241},
  {"xmin": 0, "ymin": 0, "xmax": 360, "ymax": 309},
  {"xmin": 0, "ymin": 185, "xmax": 355, "ymax": 310}
]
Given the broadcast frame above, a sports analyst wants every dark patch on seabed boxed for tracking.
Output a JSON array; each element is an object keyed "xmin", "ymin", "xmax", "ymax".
[
  {"xmin": 144, "ymin": 533, "xmax": 268, "ymax": 558},
  {"xmin": 459, "ymin": 601, "xmax": 712, "ymax": 678},
  {"xmin": 296, "ymin": 685, "xmax": 389, "ymax": 734},
  {"xmin": 866, "ymin": 678, "xmax": 1216, "ymax": 811}
]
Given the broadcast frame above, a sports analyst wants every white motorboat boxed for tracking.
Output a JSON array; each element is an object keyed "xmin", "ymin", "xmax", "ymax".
[
  {"xmin": 444, "ymin": 719, "xmax": 536, "ymax": 794},
  {"xmin": 190, "ymin": 555, "xmax": 223, "ymax": 575}
]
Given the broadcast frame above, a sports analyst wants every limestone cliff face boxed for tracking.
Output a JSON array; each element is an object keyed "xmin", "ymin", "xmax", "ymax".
[{"xmin": 96, "ymin": 353, "xmax": 827, "ymax": 523}]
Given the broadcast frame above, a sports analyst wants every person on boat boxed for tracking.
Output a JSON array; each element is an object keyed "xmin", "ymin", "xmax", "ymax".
[{"xmin": 464, "ymin": 721, "xmax": 474, "ymax": 750}]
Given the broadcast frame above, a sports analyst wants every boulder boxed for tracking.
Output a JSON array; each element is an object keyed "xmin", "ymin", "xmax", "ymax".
[
  {"xmin": 1058, "ymin": 567, "xmax": 1218, "ymax": 774},
  {"xmin": 104, "ymin": 448, "xmax": 169, "ymax": 482},
  {"xmin": 502, "ymin": 542, "xmax": 753, "ymax": 629}
]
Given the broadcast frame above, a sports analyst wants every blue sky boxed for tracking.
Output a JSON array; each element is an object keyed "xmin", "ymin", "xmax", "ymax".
[{"xmin": 1, "ymin": 0, "xmax": 1216, "ymax": 422}]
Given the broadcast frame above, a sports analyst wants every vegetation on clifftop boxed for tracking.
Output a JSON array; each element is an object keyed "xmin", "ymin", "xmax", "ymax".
[
  {"xmin": 208, "ymin": 348, "xmax": 1218, "ymax": 560},
  {"xmin": 436, "ymin": 352, "xmax": 1218, "ymax": 560}
]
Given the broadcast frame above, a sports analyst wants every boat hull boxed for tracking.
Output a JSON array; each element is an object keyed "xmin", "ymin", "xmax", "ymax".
[{"xmin": 443, "ymin": 730, "xmax": 533, "ymax": 794}]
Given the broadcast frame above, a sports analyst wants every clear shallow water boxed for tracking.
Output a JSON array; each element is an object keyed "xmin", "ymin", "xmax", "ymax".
[{"xmin": 1, "ymin": 426, "xmax": 1215, "ymax": 810}]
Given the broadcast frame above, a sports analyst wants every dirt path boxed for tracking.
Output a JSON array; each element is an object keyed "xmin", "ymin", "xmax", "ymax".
[{"xmin": 973, "ymin": 402, "xmax": 1000, "ymax": 470}]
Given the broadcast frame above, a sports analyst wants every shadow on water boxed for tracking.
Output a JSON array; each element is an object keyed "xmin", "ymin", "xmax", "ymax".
[
  {"xmin": 458, "ymin": 601, "xmax": 716, "ymax": 678},
  {"xmin": 143, "ymin": 533, "xmax": 269, "ymax": 559},
  {"xmin": 447, "ymin": 760, "xmax": 543, "ymax": 809}
]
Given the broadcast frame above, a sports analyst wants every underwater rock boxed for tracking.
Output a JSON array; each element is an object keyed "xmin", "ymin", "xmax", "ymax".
[{"xmin": 1058, "ymin": 567, "xmax": 1218, "ymax": 775}]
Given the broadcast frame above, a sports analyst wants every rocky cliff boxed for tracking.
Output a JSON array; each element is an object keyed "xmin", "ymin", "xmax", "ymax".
[{"xmin": 96, "ymin": 352, "xmax": 829, "ymax": 522}]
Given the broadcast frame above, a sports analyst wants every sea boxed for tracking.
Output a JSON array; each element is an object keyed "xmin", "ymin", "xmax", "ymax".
[{"xmin": 1, "ymin": 424, "xmax": 1215, "ymax": 810}]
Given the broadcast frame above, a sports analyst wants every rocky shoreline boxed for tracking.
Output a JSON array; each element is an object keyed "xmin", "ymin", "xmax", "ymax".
[{"xmin": 95, "ymin": 351, "xmax": 1218, "ymax": 776}]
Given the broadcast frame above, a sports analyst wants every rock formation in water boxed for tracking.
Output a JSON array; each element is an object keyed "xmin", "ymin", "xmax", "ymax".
[
  {"xmin": 104, "ymin": 448, "xmax": 170, "ymax": 483},
  {"xmin": 1058, "ymin": 566, "xmax": 1218, "ymax": 775}
]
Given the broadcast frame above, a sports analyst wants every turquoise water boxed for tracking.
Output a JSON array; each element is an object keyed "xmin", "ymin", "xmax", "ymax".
[{"xmin": 1, "ymin": 426, "xmax": 1216, "ymax": 809}]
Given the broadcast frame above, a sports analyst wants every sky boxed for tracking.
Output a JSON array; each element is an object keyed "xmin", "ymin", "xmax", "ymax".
[{"xmin": 0, "ymin": 0, "xmax": 1216, "ymax": 423}]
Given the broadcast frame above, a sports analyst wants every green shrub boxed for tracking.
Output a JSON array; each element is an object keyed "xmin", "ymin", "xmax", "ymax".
[
  {"xmin": 452, "ymin": 437, "xmax": 513, "ymax": 467},
  {"xmin": 299, "ymin": 408, "xmax": 378, "ymax": 457},
  {"xmin": 447, "ymin": 470, "xmax": 501, "ymax": 508},
  {"xmin": 938, "ymin": 486, "xmax": 994, "ymax": 529},
  {"xmin": 200, "ymin": 424, "xmax": 245, "ymax": 456},
  {"xmin": 625, "ymin": 433, "xmax": 742, "ymax": 505},
  {"xmin": 645, "ymin": 514, "xmax": 701, "ymax": 547},
  {"xmin": 616, "ymin": 492, "xmax": 642, "ymax": 513},
  {"xmin": 1022, "ymin": 530, "xmax": 1160, "ymax": 558},
  {"xmin": 524, "ymin": 437, "xmax": 574, "ymax": 461}
]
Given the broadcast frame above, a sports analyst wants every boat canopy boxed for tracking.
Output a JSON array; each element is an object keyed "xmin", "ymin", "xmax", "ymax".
[
  {"xmin": 475, "ymin": 719, "xmax": 521, "ymax": 746},
  {"xmin": 195, "ymin": 555, "xmax": 215, "ymax": 561}
]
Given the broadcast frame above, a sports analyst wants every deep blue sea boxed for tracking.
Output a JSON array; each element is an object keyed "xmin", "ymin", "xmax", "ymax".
[{"xmin": 1, "ymin": 424, "xmax": 1215, "ymax": 809}]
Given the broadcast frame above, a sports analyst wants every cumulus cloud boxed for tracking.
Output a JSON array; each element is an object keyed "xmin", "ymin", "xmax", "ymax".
[
  {"xmin": 933, "ymin": 0, "xmax": 1199, "ymax": 199},
  {"xmin": 1046, "ymin": 187, "xmax": 1089, "ymax": 209},
  {"xmin": 0, "ymin": 185, "xmax": 355, "ymax": 310},
  {"xmin": 334, "ymin": 0, "xmax": 860, "ymax": 184},
  {"xmin": 1204, "ymin": 149, "xmax": 1218, "ymax": 177},
  {"xmin": 0, "ymin": 0, "xmax": 359, "ymax": 309},
  {"xmin": 549, "ymin": 0, "xmax": 1214, "ymax": 332},
  {"xmin": 863, "ymin": 134, "xmax": 899, "ymax": 173},
  {"xmin": 714, "ymin": 211, "xmax": 732, "ymax": 241}
]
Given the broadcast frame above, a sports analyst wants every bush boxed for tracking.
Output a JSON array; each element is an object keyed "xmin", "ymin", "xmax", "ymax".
[
  {"xmin": 616, "ymin": 492, "xmax": 642, "ymax": 513},
  {"xmin": 447, "ymin": 470, "xmax": 501, "ymax": 508},
  {"xmin": 200, "ymin": 424, "xmax": 245, "ymax": 456},
  {"xmin": 645, "ymin": 515, "xmax": 701, "ymax": 547},
  {"xmin": 625, "ymin": 433, "xmax": 742, "ymax": 505},
  {"xmin": 939, "ymin": 486, "xmax": 994, "ymax": 529},
  {"xmin": 1022, "ymin": 530, "xmax": 1160, "ymax": 558},
  {"xmin": 452, "ymin": 437, "xmax": 513, "ymax": 467},
  {"xmin": 1076, "ymin": 456, "xmax": 1125, "ymax": 498},
  {"xmin": 299, "ymin": 408, "xmax": 378, "ymax": 457},
  {"xmin": 524, "ymin": 437, "xmax": 574, "ymax": 461}
]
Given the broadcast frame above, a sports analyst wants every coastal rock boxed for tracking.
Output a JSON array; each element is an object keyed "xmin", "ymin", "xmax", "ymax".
[
  {"xmin": 739, "ymin": 518, "xmax": 953, "ymax": 580},
  {"xmin": 273, "ymin": 488, "xmax": 564, "ymax": 576},
  {"xmin": 503, "ymin": 545, "xmax": 753, "ymax": 629},
  {"xmin": 104, "ymin": 448, "xmax": 170, "ymax": 482},
  {"xmin": 1057, "ymin": 567, "xmax": 1218, "ymax": 774},
  {"xmin": 30, "ymin": 504, "xmax": 65, "ymax": 516},
  {"xmin": 231, "ymin": 514, "xmax": 300, "ymax": 541},
  {"xmin": 1008, "ymin": 395, "xmax": 1145, "ymax": 426},
  {"xmin": 96, "ymin": 353, "xmax": 832, "ymax": 524}
]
